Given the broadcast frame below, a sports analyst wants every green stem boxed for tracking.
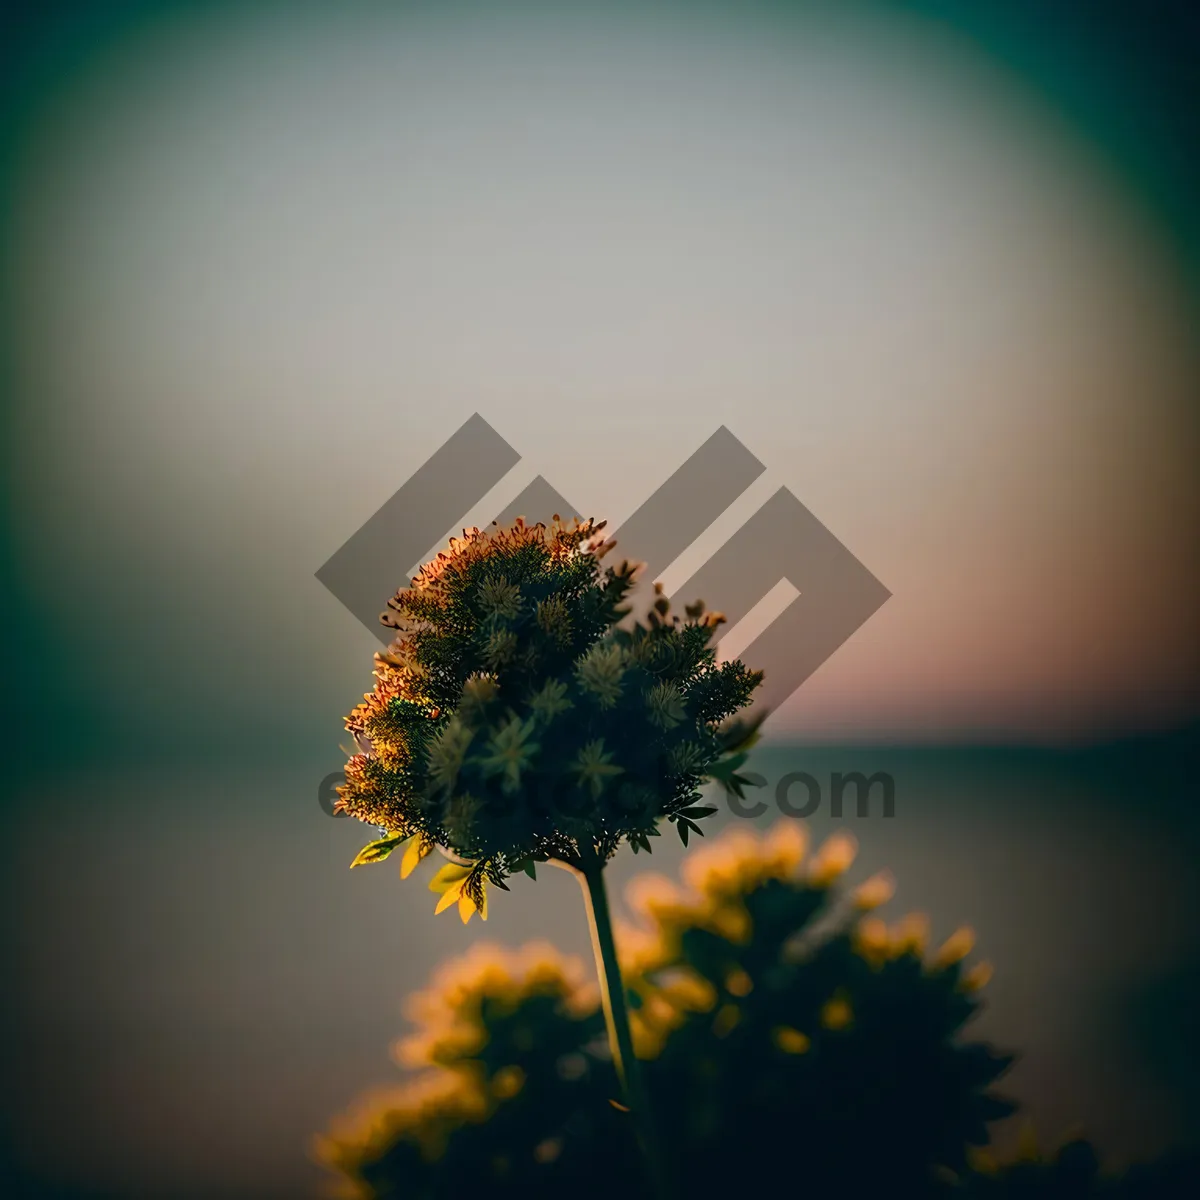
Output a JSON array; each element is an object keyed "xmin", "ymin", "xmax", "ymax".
[{"xmin": 576, "ymin": 849, "xmax": 674, "ymax": 1200}]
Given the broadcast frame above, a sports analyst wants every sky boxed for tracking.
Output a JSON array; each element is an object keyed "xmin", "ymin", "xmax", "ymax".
[
  {"xmin": 3, "ymin": 0, "xmax": 1199, "ymax": 760},
  {"xmin": 2, "ymin": 2, "xmax": 1198, "ymax": 1196}
]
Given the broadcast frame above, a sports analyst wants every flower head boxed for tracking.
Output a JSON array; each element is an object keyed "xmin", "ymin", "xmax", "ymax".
[{"xmin": 338, "ymin": 517, "xmax": 764, "ymax": 919}]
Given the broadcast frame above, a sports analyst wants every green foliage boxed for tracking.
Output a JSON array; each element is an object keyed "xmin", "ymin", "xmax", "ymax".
[
  {"xmin": 316, "ymin": 823, "xmax": 1200, "ymax": 1199},
  {"xmin": 336, "ymin": 517, "xmax": 763, "ymax": 919}
]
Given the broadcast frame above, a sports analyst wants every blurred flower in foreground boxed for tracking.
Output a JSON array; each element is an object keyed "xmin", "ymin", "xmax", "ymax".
[
  {"xmin": 319, "ymin": 822, "xmax": 1200, "ymax": 1197},
  {"xmin": 315, "ymin": 943, "xmax": 630, "ymax": 1199},
  {"xmin": 317, "ymin": 822, "xmax": 1034, "ymax": 1199},
  {"xmin": 617, "ymin": 822, "xmax": 1018, "ymax": 1193}
]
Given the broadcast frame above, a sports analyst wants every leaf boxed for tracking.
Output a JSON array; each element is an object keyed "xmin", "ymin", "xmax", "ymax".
[
  {"xmin": 707, "ymin": 751, "xmax": 761, "ymax": 799},
  {"xmin": 707, "ymin": 751, "xmax": 748, "ymax": 784},
  {"xmin": 717, "ymin": 712, "xmax": 767, "ymax": 754},
  {"xmin": 523, "ymin": 861, "xmax": 537, "ymax": 880},
  {"xmin": 350, "ymin": 832, "xmax": 408, "ymax": 868},
  {"xmin": 679, "ymin": 805, "xmax": 717, "ymax": 820}
]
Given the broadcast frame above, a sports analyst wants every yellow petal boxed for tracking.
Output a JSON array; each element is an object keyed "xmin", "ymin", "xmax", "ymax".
[
  {"xmin": 429, "ymin": 861, "xmax": 473, "ymax": 893},
  {"xmin": 890, "ymin": 912, "xmax": 930, "ymax": 957},
  {"xmin": 808, "ymin": 830, "xmax": 858, "ymax": 888},
  {"xmin": 854, "ymin": 916, "xmax": 890, "ymax": 966},
  {"xmin": 961, "ymin": 960, "xmax": 994, "ymax": 992},
  {"xmin": 399, "ymin": 836, "xmax": 427, "ymax": 880},
  {"xmin": 819, "ymin": 993, "xmax": 854, "ymax": 1030},
  {"xmin": 434, "ymin": 880, "xmax": 465, "ymax": 915},
  {"xmin": 724, "ymin": 968, "xmax": 753, "ymax": 998},
  {"xmin": 934, "ymin": 925, "xmax": 976, "ymax": 967},
  {"xmin": 491, "ymin": 1065, "xmax": 525, "ymax": 1099},
  {"xmin": 763, "ymin": 820, "xmax": 808, "ymax": 873},
  {"xmin": 773, "ymin": 1026, "xmax": 811, "ymax": 1055},
  {"xmin": 713, "ymin": 1004, "xmax": 741, "ymax": 1038},
  {"xmin": 852, "ymin": 870, "xmax": 895, "ymax": 911}
]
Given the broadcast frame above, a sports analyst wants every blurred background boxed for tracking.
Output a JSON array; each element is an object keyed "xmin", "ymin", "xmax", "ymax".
[{"xmin": 2, "ymin": 1, "xmax": 1198, "ymax": 1195}]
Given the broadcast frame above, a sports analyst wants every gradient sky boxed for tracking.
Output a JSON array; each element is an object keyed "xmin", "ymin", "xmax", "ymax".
[
  {"xmin": 2, "ymin": 4, "xmax": 1199, "ymax": 1196},
  {"xmin": 4, "ymin": 0, "xmax": 1199, "ymax": 757}
]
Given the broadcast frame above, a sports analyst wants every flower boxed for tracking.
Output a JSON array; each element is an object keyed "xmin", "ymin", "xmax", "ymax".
[
  {"xmin": 773, "ymin": 1026, "xmax": 811, "ymax": 1055},
  {"xmin": 961, "ymin": 960, "xmax": 994, "ymax": 992},
  {"xmin": 571, "ymin": 739, "xmax": 624, "ymax": 799},
  {"xmin": 320, "ymin": 821, "xmax": 1024, "ymax": 1200},
  {"xmin": 934, "ymin": 925, "xmax": 976, "ymax": 968},
  {"xmin": 890, "ymin": 912, "xmax": 931, "ymax": 957},
  {"xmin": 316, "ymin": 942, "xmax": 626, "ymax": 1198},
  {"xmin": 807, "ymin": 829, "xmax": 858, "ymax": 888},
  {"xmin": 852, "ymin": 869, "xmax": 895, "ymax": 911},
  {"xmin": 818, "ymin": 992, "xmax": 854, "ymax": 1030},
  {"xmin": 338, "ymin": 516, "xmax": 764, "ymax": 920}
]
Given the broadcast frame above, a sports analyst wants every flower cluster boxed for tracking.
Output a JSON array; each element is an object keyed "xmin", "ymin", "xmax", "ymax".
[
  {"xmin": 618, "ymin": 823, "xmax": 1015, "ymax": 1194},
  {"xmin": 318, "ymin": 822, "xmax": 1039, "ymax": 1199},
  {"xmin": 337, "ymin": 517, "xmax": 764, "ymax": 920},
  {"xmin": 315, "ymin": 944, "xmax": 630, "ymax": 1199},
  {"xmin": 394, "ymin": 942, "xmax": 601, "ymax": 1076}
]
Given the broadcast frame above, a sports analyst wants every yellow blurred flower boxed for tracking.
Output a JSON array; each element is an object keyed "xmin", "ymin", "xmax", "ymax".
[
  {"xmin": 853, "ymin": 915, "xmax": 891, "ymax": 967},
  {"xmin": 713, "ymin": 1004, "xmax": 742, "ymax": 1038},
  {"xmin": 852, "ymin": 870, "xmax": 895, "ymax": 911},
  {"xmin": 807, "ymin": 830, "xmax": 858, "ymax": 888},
  {"xmin": 890, "ymin": 912, "xmax": 930, "ymax": 958},
  {"xmin": 934, "ymin": 926, "xmax": 976, "ymax": 968},
  {"xmin": 724, "ymin": 967, "xmax": 754, "ymax": 998},
  {"xmin": 396, "ymin": 942, "xmax": 597, "ymax": 1070},
  {"xmin": 961, "ymin": 960, "xmax": 994, "ymax": 992},
  {"xmin": 490, "ymin": 1065, "xmax": 526, "ymax": 1100},
  {"xmin": 773, "ymin": 1026, "xmax": 812, "ymax": 1055},
  {"xmin": 819, "ymin": 992, "xmax": 854, "ymax": 1031}
]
